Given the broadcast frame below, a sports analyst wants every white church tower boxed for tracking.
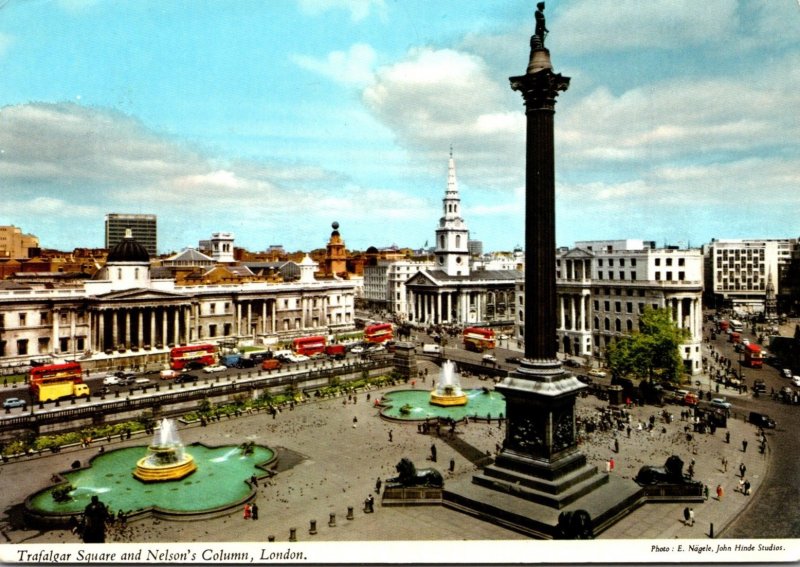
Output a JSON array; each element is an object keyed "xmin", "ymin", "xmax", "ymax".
[{"xmin": 434, "ymin": 149, "xmax": 470, "ymax": 277}]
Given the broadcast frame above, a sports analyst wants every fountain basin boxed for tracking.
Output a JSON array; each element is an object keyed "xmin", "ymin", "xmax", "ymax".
[
  {"xmin": 25, "ymin": 442, "xmax": 275, "ymax": 526},
  {"xmin": 380, "ymin": 389, "xmax": 505, "ymax": 421}
]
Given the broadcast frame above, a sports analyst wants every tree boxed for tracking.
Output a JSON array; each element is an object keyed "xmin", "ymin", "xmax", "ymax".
[{"xmin": 606, "ymin": 307, "xmax": 689, "ymax": 384}]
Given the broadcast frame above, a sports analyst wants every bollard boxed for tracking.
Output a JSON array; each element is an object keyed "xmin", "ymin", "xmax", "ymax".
[
  {"xmin": 309, "ymin": 520, "xmax": 317, "ymax": 535},
  {"xmin": 289, "ymin": 528, "xmax": 297, "ymax": 542},
  {"xmin": 328, "ymin": 513, "xmax": 336, "ymax": 527},
  {"xmin": 268, "ymin": 535, "xmax": 275, "ymax": 542},
  {"xmin": 347, "ymin": 506, "xmax": 354, "ymax": 520},
  {"xmin": 710, "ymin": 523, "xmax": 714, "ymax": 538}
]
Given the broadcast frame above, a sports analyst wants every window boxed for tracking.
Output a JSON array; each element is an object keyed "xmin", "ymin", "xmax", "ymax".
[
  {"xmin": 19, "ymin": 313, "xmax": 26, "ymax": 326},
  {"xmin": 609, "ymin": 259, "xmax": 614, "ymax": 267},
  {"xmin": 666, "ymin": 258, "xmax": 673, "ymax": 266},
  {"xmin": 38, "ymin": 337, "xmax": 50, "ymax": 353},
  {"xmin": 604, "ymin": 318, "xmax": 610, "ymax": 331},
  {"xmin": 620, "ymin": 259, "xmax": 625, "ymax": 267},
  {"xmin": 626, "ymin": 302, "xmax": 633, "ymax": 313},
  {"xmin": 598, "ymin": 259, "xmax": 603, "ymax": 267},
  {"xmin": 615, "ymin": 319, "xmax": 622, "ymax": 332},
  {"xmin": 626, "ymin": 320, "xmax": 633, "ymax": 332},
  {"xmin": 614, "ymin": 301, "xmax": 621, "ymax": 312},
  {"xmin": 619, "ymin": 272, "xmax": 625, "ymax": 280},
  {"xmin": 210, "ymin": 303, "xmax": 216, "ymax": 314},
  {"xmin": 60, "ymin": 338, "xmax": 69, "ymax": 352},
  {"xmin": 678, "ymin": 271, "xmax": 685, "ymax": 281},
  {"xmin": 40, "ymin": 312, "xmax": 49, "ymax": 325},
  {"xmin": 17, "ymin": 339, "xmax": 28, "ymax": 355},
  {"xmin": 655, "ymin": 272, "xmax": 661, "ymax": 281},
  {"xmin": 594, "ymin": 316, "xmax": 600, "ymax": 330},
  {"xmin": 655, "ymin": 258, "xmax": 661, "ymax": 266},
  {"xmin": 678, "ymin": 258, "xmax": 685, "ymax": 266},
  {"xmin": 604, "ymin": 301, "xmax": 610, "ymax": 311},
  {"xmin": 666, "ymin": 272, "xmax": 673, "ymax": 281},
  {"xmin": 593, "ymin": 300, "xmax": 599, "ymax": 310},
  {"xmin": 209, "ymin": 324, "xmax": 217, "ymax": 337},
  {"xmin": 630, "ymin": 272, "xmax": 637, "ymax": 281},
  {"xmin": 639, "ymin": 303, "xmax": 645, "ymax": 313}
]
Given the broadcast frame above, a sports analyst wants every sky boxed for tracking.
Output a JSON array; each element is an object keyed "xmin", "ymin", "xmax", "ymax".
[{"xmin": 1, "ymin": 0, "xmax": 799, "ymax": 255}]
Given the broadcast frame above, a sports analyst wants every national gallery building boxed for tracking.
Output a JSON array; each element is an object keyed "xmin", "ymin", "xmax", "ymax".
[{"xmin": 0, "ymin": 232, "xmax": 356, "ymax": 371}]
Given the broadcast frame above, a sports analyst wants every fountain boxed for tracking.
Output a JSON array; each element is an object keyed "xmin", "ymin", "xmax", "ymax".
[
  {"xmin": 430, "ymin": 360, "xmax": 468, "ymax": 406},
  {"xmin": 133, "ymin": 418, "xmax": 197, "ymax": 482}
]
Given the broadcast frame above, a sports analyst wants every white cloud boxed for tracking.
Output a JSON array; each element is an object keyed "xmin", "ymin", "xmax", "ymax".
[
  {"xmin": 296, "ymin": 0, "xmax": 387, "ymax": 23},
  {"xmin": 292, "ymin": 43, "xmax": 377, "ymax": 87},
  {"xmin": 363, "ymin": 47, "xmax": 524, "ymax": 189},
  {"xmin": 555, "ymin": 0, "xmax": 739, "ymax": 53}
]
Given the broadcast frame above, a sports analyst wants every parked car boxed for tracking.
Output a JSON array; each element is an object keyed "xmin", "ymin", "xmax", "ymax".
[
  {"xmin": 3, "ymin": 397, "xmax": 26, "ymax": 409},
  {"xmin": 587, "ymin": 369, "xmax": 607, "ymax": 378},
  {"xmin": 505, "ymin": 356, "xmax": 522, "ymax": 364},
  {"xmin": 792, "ymin": 376, "xmax": 800, "ymax": 388},
  {"xmin": 782, "ymin": 368, "xmax": 793, "ymax": 379},
  {"xmin": 133, "ymin": 377, "xmax": 151, "ymax": 386},
  {"xmin": 709, "ymin": 398, "xmax": 732, "ymax": 410},
  {"xmin": 749, "ymin": 411, "xmax": 776, "ymax": 429},
  {"xmin": 203, "ymin": 364, "xmax": 227, "ymax": 373},
  {"xmin": 482, "ymin": 354, "xmax": 497, "ymax": 363},
  {"xmin": 350, "ymin": 346, "xmax": 365, "ymax": 354},
  {"xmin": 175, "ymin": 374, "xmax": 198, "ymax": 384},
  {"xmin": 753, "ymin": 379, "xmax": 767, "ymax": 393},
  {"xmin": 563, "ymin": 359, "xmax": 581, "ymax": 368}
]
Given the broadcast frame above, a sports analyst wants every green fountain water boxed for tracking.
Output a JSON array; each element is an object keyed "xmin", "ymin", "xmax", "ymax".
[{"xmin": 28, "ymin": 439, "xmax": 274, "ymax": 518}]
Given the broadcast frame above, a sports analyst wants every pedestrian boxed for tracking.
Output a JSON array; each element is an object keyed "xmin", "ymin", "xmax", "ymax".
[
  {"xmin": 739, "ymin": 463, "xmax": 746, "ymax": 478},
  {"xmin": 721, "ymin": 456, "xmax": 728, "ymax": 472},
  {"xmin": 687, "ymin": 463, "xmax": 694, "ymax": 478},
  {"xmin": 243, "ymin": 503, "xmax": 251, "ymax": 520},
  {"xmin": 626, "ymin": 425, "xmax": 631, "ymax": 438},
  {"xmin": 683, "ymin": 506, "xmax": 690, "ymax": 525},
  {"xmin": 430, "ymin": 443, "xmax": 437, "ymax": 462},
  {"xmin": 251, "ymin": 502, "xmax": 259, "ymax": 520},
  {"xmin": 388, "ymin": 430, "xmax": 393, "ymax": 443},
  {"xmin": 614, "ymin": 438, "xmax": 619, "ymax": 453},
  {"xmin": 375, "ymin": 477, "xmax": 382, "ymax": 494},
  {"xmin": 725, "ymin": 431, "xmax": 730, "ymax": 444},
  {"xmin": 744, "ymin": 480, "xmax": 751, "ymax": 496},
  {"xmin": 703, "ymin": 485, "xmax": 709, "ymax": 501},
  {"xmin": 250, "ymin": 474, "xmax": 258, "ymax": 487},
  {"xmin": 689, "ymin": 508, "xmax": 695, "ymax": 526},
  {"xmin": 742, "ymin": 439, "xmax": 748, "ymax": 452},
  {"xmin": 352, "ymin": 416, "xmax": 358, "ymax": 428},
  {"xmin": 609, "ymin": 457, "xmax": 615, "ymax": 471},
  {"xmin": 716, "ymin": 484, "xmax": 724, "ymax": 500}
]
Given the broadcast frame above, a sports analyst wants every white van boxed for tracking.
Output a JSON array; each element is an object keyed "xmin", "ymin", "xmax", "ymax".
[{"xmin": 422, "ymin": 344, "xmax": 441, "ymax": 354}]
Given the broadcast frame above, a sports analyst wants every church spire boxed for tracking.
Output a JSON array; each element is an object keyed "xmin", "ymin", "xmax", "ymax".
[{"xmin": 434, "ymin": 148, "xmax": 470, "ymax": 277}]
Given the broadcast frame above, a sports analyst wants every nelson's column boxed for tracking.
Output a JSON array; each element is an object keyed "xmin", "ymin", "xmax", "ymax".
[{"xmin": 445, "ymin": 3, "xmax": 641, "ymax": 538}]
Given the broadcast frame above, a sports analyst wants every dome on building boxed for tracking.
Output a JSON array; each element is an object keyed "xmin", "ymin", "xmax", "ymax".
[{"xmin": 107, "ymin": 229, "xmax": 150, "ymax": 263}]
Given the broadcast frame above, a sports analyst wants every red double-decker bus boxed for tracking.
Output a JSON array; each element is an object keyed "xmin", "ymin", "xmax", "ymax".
[
  {"xmin": 743, "ymin": 343, "xmax": 763, "ymax": 368},
  {"xmin": 292, "ymin": 336, "xmax": 327, "ymax": 356},
  {"xmin": 29, "ymin": 362, "xmax": 83, "ymax": 385},
  {"xmin": 169, "ymin": 344, "xmax": 216, "ymax": 370},
  {"xmin": 462, "ymin": 327, "xmax": 496, "ymax": 352},
  {"xmin": 29, "ymin": 362, "xmax": 89, "ymax": 402},
  {"xmin": 364, "ymin": 323, "xmax": 393, "ymax": 344}
]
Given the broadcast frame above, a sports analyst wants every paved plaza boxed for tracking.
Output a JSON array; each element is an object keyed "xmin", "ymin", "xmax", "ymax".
[{"xmin": 0, "ymin": 355, "xmax": 769, "ymax": 546}]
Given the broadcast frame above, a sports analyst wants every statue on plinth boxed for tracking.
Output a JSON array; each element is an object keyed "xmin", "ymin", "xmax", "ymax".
[
  {"xmin": 532, "ymin": 1, "xmax": 548, "ymax": 49},
  {"xmin": 387, "ymin": 457, "xmax": 443, "ymax": 488}
]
